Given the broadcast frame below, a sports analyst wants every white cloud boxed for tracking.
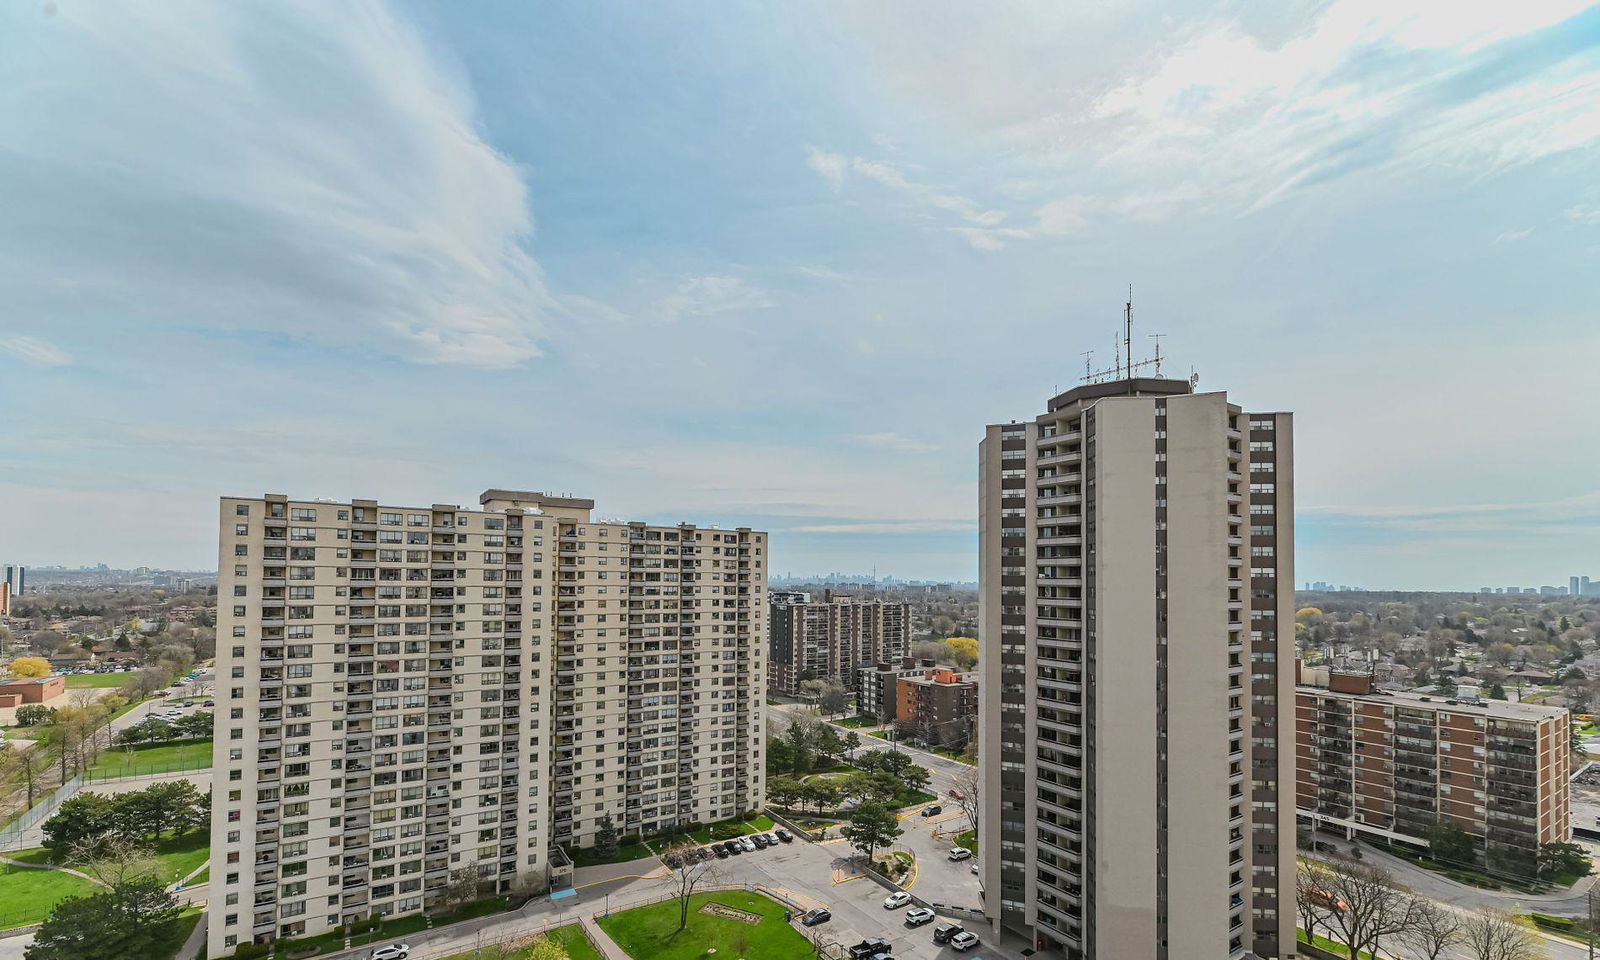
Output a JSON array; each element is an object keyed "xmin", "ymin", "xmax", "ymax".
[
  {"xmin": 806, "ymin": 147, "xmax": 849, "ymax": 190},
  {"xmin": 655, "ymin": 276, "xmax": 775, "ymax": 323},
  {"xmin": 805, "ymin": 148, "xmax": 1010, "ymax": 239},
  {"xmin": 1495, "ymin": 228, "xmax": 1534, "ymax": 244},
  {"xmin": 0, "ymin": 0, "xmax": 560, "ymax": 368},
  {"xmin": 1568, "ymin": 203, "xmax": 1600, "ymax": 224},
  {"xmin": 854, "ymin": 432, "xmax": 936, "ymax": 453},
  {"xmin": 787, "ymin": 520, "xmax": 973, "ymax": 534},
  {"xmin": 0, "ymin": 335, "xmax": 72, "ymax": 367}
]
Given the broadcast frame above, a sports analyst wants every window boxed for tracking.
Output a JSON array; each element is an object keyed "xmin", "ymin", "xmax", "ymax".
[
  {"xmin": 236, "ymin": 504, "xmax": 250, "ymax": 516},
  {"xmin": 291, "ymin": 508, "xmax": 317, "ymax": 522},
  {"xmin": 290, "ymin": 527, "xmax": 316, "ymax": 541}
]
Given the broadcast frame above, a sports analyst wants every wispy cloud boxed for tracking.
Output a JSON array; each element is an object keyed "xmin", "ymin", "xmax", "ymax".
[
  {"xmin": 655, "ymin": 276, "xmax": 775, "ymax": 323},
  {"xmin": 854, "ymin": 432, "xmax": 937, "ymax": 453},
  {"xmin": 786, "ymin": 519, "xmax": 974, "ymax": 534},
  {"xmin": 1496, "ymin": 228, "xmax": 1534, "ymax": 243},
  {"xmin": 0, "ymin": 0, "xmax": 562, "ymax": 368},
  {"xmin": 805, "ymin": 148, "xmax": 1015, "ymax": 247},
  {"xmin": 0, "ymin": 335, "xmax": 72, "ymax": 367}
]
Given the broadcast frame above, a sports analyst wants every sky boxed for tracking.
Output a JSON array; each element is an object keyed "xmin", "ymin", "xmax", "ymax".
[{"xmin": 1, "ymin": 0, "xmax": 1598, "ymax": 589}]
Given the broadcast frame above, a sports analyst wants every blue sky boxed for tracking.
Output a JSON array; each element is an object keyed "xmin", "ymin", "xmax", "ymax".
[{"xmin": 1, "ymin": 0, "xmax": 1598, "ymax": 588}]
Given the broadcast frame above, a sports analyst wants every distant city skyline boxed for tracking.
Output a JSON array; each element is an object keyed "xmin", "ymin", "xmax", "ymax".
[{"xmin": 3, "ymin": 2, "xmax": 1599, "ymax": 590}]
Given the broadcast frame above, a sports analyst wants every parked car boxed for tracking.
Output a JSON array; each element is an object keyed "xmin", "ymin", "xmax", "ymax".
[
  {"xmin": 883, "ymin": 891, "xmax": 912, "ymax": 909},
  {"xmin": 739, "ymin": 836, "xmax": 756, "ymax": 852},
  {"xmin": 932, "ymin": 923, "xmax": 965, "ymax": 944},
  {"xmin": 761, "ymin": 832, "xmax": 780, "ymax": 846},
  {"xmin": 774, "ymin": 828, "xmax": 793, "ymax": 842},
  {"xmin": 369, "ymin": 945, "xmax": 410, "ymax": 960},
  {"xmin": 203, "ymin": 700, "xmax": 215, "ymax": 707},
  {"xmin": 723, "ymin": 840, "xmax": 741, "ymax": 856},
  {"xmin": 950, "ymin": 931, "xmax": 980, "ymax": 951},
  {"xmin": 752, "ymin": 833, "xmax": 769, "ymax": 849},
  {"xmin": 847, "ymin": 938, "xmax": 891, "ymax": 958},
  {"xmin": 712, "ymin": 844, "xmax": 729, "ymax": 858},
  {"xmin": 905, "ymin": 907, "xmax": 936, "ymax": 926},
  {"xmin": 921, "ymin": 804, "xmax": 943, "ymax": 817},
  {"xmin": 948, "ymin": 847, "xmax": 973, "ymax": 861},
  {"xmin": 800, "ymin": 907, "xmax": 832, "ymax": 926}
]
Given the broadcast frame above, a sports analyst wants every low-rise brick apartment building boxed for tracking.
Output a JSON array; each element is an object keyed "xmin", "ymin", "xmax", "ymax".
[
  {"xmin": 896, "ymin": 666, "xmax": 977, "ymax": 749},
  {"xmin": 1296, "ymin": 668, "xmax": 1570, "ymax": 877}
]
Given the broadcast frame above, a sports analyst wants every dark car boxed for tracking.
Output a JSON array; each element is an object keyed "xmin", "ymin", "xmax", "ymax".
[
  {"xmin": 921, "ymin": 803, "xmax": 942, "ymax": 817},
  {"xmin": 713, "ymin": 844, "xmax": 729, "ymax": 858},
  {"xmin": 932, "ymin": 923, "xmax": 964, "ymax": 944},
  {"xmin": 724, "ymin": 840, "xmax": 742, "ymax": 855},
  {"xmin": 664, "ymin": 853, "xmax": 684, "ymax": 868},
  {"xmin": 775, "ymin": 828, "xmax": 793, "ymax": 842},
  {"xmin": 752, "ymin": 833, "xmax": 769, "ymax": 848},
  {"xmin": 800, "ymin": 907, "xmax": 831, "ymax": 926},
  {"xmin": 848, "ymin": 938, "xmax": 891, "ymax": 959}
]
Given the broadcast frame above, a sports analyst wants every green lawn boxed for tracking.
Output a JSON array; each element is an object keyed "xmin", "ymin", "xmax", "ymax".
[
  {"xmin": 571, "ymin": 839, "xmax": 655, "ymax": 867},
  {"xmin": 86, "ymin": 738, "xmax": 212, "ymax": 779},
  {"xmin": 0, "ymin": 854, "xmax": 101, "ymax": 930},
  {"xmin": 152, "ymin": 832, "xmax": 210, "ymax": 882},
  {"xmin": 153, "ymin": 906, "xmax": 204, "ymax": 959},
  {"xmin": 834, "ymin": 715, "xmax": 882, "ymax": 729},
  {"xmin": 867, "ymin": 729, "xmax": 893, "ymax": 741},
  {"xmin": 1298, "ymin": 928, "xmax": 1375, "ymax": 959},
  {"xmin": 599, "ymin": 890, "xmax": 813, "ymax": 960},
  {"xmin": 685, "ymin": 814, "xmax": 775, "ymax": 844},
  {"xmin": 955, "ymin": 829, "xmax": 978, "ymax": 855},
  {"xmin": 64, "ymin": 673, "xmax": 133, "ymax": 689}
]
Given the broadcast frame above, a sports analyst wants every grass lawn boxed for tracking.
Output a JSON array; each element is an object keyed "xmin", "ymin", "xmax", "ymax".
[
  {"xmin": 153, "ymin": 906, "xmax": 203, "ymax": 959},
  {"xmin": 0, "ymin": 854, "xmax": 100, "ymax": 930},
  {"xmin": 86, "ymin": 738, "xmax": 212, "ymax": 779},
  {"xmin": 685, "ymin": 814, "xmax": 775, "ymax": 844},
  {"xmin": 571, "ymin": 839, "xmax": 655, "ymax": 867},
  {"xmin": 442, "ymin": 923, "xmax": 604, "ymax": 960},
  {"xmin": 867, "ymin": 729, "xmax": 893, "ymax": 741},
  {"xmin": 1298, "ymin": 929, "xmax": 1375, "ymax": 959},
  {"xmin": 192, "ymin": 864, "xmax": 209, "ymax": 885},
  {"xmin": 152, "ymin": 831, "xmax": 210, "ymax": 882},
  {"xmin": 599, "ymin": 890, "xmax": 813, "ymax": 960},
  {"xmin": 955, "ymin": 829, "xmax": 978, "ymax": 855},
  {"xmin": 929, "ymin": 745, "xmax": 975, "ymax": 764},
  {"xmin": 64, "ymin": 673, "xmax": 132, "ymax": 689},
  {"xmin": 277, "ymin": 898, "xmax": 509, "ymax": 957},
  {"xmin": 834, "ymin": 715, "xmax": 882, "ymax": 729}
]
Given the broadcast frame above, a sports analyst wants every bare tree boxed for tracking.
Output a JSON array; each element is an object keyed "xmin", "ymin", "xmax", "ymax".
[
  {"xmin": 659, "ymin": 839, "xmax": 722, "ymax": 932},
  {"xmin": 1399, "ymin": 897, "xmax": 1464, "ymax": 960},
  {"xmin": 1295, "ymin": 859, "xmax": 1337, "ymax": 948},
  {"xmin": 951, "ymin": 763, "xmax": 979, "ymax": 832},
  {"xmin": 438, "ymin": 863, "xmax": 483, "ymax": 912},
  {"xmin": 74, "ymin": 835, "xmax": 160, "ymax": 889},
  {"xmin": 1459, "ymin": 908, "xmax": 1546, "ymax": 960},
  {"xmin": 1320, "ymin": 856, "xmax": 1419, "ymax": 960}
]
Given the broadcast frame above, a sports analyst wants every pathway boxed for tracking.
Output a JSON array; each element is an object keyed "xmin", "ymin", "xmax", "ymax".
[{"xmin": 1312, "ymin": 842, "xmax": 1599, "ymax": 917}]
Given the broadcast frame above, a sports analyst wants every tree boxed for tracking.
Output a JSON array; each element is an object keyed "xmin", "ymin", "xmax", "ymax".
[
  {"xmin": 901, "ymin": 763, "xmax": 932, "ymax": 796},
  {"xmin": 767, "ymin": 776, "xmax": 802, "ymax": 810},
  {"xmin": 9, "ymin": 656, "xmax": 50, "ymax": 678},
  {"xmin": 944, "ymin": 637, "xmax": 979, "ymax": 670},
  {"xmin": 1536, "ymin": 841, "xmax": 1590, "ymax": 882},
  {"xmin": 785, "ymin": 719, "xmax": 815, "ymax": 776},
  {"xmin": 517, "ymin": 935, "xmax": 570, "ymax": 960},
  {"xmin": 1399, "ymin": 897, "xmax": 1463, "ymax": 960},
  {"xmin": 43, "ymin": 792, "xmax": 118, "ymax": 861},
  {"xmin": 817, "ymin": 681, "xmax": 851, "ymax": 718},
  {"xmin": 766, "ymin": 735, "xmax": 795, "ymax": 775},
  {"xmin": 440, "ymin": 864, "xmax": 483, "ymax": 912},
  {"xmin": 842, "ymin": 803, "xmax": 901, "ymax": 864},
  {"xmin": 1294, "ymin": 860, "xmax": 1336, "ymax": 948},
  {"xmin": 27, "ymin": 632, "xmax": 65, "ymax": 656},
  {"xmin": 658, "ymin": 839, "xmax": 721, "ymax": 932},
  {"xmin": 842, "ymin": 731, "xmax": 862, "ymax": 757},
  {"xmin": 952, "ymin": 764, "xmax": 979, "ymax": 830},
  {"xmin": 25, "ymin": 876, "xmax": 182, "ymax": 960},
  {"xmin": 814, "ymin": 724, "xmax": 844, "ymax": 765},
  {"xmin": 1319, "ymin": 857, "xmax": 1418, "ymax": 960},
  {"xmin": 1428, "ymin": 821, "xmax": 1480, "ymax": 869},
  {"xmin": 595, "ymin": 815, "xmax": 620, "ymax": 860},
  {"xmin": 74, "ymin": 836, "xmax": 160, "ymax": 890},
  {"xmin": 1489, "ymin": 681, "xmax": 1507, "ymax": 700},
  {"xmin": 15, "ymin": 703, "xmax": 55, "ymax": 726},
  {"xmin": 800, "ymin": 779, "xmax": 840, "ymax": 815},
  {"xmin": 1458, "ymin": 908, "xmax": 1544, "ymax": 960}
]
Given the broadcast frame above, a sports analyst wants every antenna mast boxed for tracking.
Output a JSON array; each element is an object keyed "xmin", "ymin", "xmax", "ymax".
[{"xmin": 1149, "ymin": 334, "xmax": 1164, "ymax": 377}]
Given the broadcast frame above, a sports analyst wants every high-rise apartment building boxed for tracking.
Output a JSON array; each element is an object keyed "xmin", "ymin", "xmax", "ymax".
[
  {"xmin": 1296, "ymin": 672, "xmax": 1569, "ymax": 875},
  {"xmin": 766, "ymin": 590, "xmax": 910, "ymax": 695},
  {"xmin": 979, "ymin": 377, "xmax": 1295, "ymax": 960},
  {"xmin": 210, "ymin": 489, "xmax": 765, "ymax": 957}
]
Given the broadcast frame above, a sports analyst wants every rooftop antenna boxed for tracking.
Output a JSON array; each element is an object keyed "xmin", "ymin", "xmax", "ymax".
[
  {"xmin": 1113, "ymin": 329, "xmax": 1121, "ymax": 381},
  {"xmin": 1148, "ymin": 334, "xmax": 1164, "ymax": 377},
  {"xmin": 1080, "ymin": 350, "xmax": 1093, "ymax": 383},
  {"xmin": 1123, "ymin": 284, "xmax": 1134, "ymax": 380}
]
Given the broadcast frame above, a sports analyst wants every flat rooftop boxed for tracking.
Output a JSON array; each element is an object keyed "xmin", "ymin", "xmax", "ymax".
[{"xmin": 1299, "ymin": 684, "xmax": 1568, "ymax": 722}]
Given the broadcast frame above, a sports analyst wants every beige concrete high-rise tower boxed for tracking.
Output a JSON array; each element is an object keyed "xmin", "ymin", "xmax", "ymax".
[
  {"xmin": 208, "ymin": 489, "xmax": 765, "ymax": 957},
  {"xmin": 978, "ymin": 377, "xmax": 1295, "ymax": 960}
]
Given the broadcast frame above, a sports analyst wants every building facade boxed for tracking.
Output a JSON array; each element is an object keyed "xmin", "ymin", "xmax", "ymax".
[
  {"xmin": 209, "ymin": 489, "xmax": 765, "ymax": 957},
  {"xmin": 766, "ymin": 591, "xmax": 910, "ymax": 695},
  {"xmin": 1295, "ymin": 676, "xmax": 1569, "ymax": 875},
  {"xmin": 856, "ymin": 657, "xmax": 934, "ymax": 722},
  {"xmin": 978, "ymin": 377, "xmax": 1296, "ymax": 960},
  {"xmin": 896, "ymin": 667, "xmax": 978, "ymax": 748}
]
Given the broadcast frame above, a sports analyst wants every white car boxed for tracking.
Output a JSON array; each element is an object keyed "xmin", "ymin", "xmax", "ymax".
[
  {"xmin": 950, "ymin": 931, "xmax": 980, "ymax": 951},
  {"xmin": 369, "ymin": 945, "xmax": 410, "ymax": 960},
  {"xmin": 948, "ymin": 847, "xmax": 973, "ymax": 861},
  {"xmin": 883, "ymin": 891, "xmax": 912, "ymax": 909},
  {"xmin": 904, "ymin": 906, "xmax": 936, "ymax": 926},
  {"xmin": 739, "ymin": 836, "xmax": 756, "ymax": 852}
]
